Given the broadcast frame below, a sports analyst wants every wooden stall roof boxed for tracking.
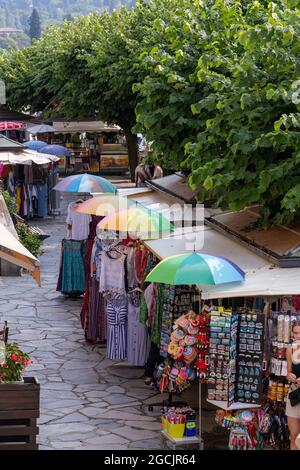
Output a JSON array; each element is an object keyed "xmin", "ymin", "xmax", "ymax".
[
  {"xmin": 206, "ymin": 207, "xmax": 300, "ymax": 267},
  {"xmin": 0, "ymin": 106, "xmax": 36, "ymax": 122}
]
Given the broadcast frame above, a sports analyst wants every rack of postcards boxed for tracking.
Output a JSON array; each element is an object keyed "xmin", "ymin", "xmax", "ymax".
[
  {"xmin": 207, "ymin": 307, "xmax": 265, "ymax": 407},
  {"xmin": 235, "ymin": 309, "xmax": 265, "ymax": 405},
  {"xmin": 207, "ymin": 307, "xmax": 238, "ymax": 407}
]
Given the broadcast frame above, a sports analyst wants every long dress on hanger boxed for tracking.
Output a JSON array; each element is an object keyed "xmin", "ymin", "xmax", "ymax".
[
  {"xmin": 60, "ymin": 239, "xmax": 85, "ymax": 295},
  {"xmin": 106, "ymin": 293, "xmax": 128, "ymax": 360},
  {"xmin": 127, "ymin": 290, "xmax": 150, "ymax": 366},
  {"xmin": 87, "ymin": 275, "xmax": 107, "ymax": 343}
]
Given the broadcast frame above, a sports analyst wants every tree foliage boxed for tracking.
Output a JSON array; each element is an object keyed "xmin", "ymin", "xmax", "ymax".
[
  {"xmin": 0, "ymin": 0, "xmax": 138, "ymax": 28},
  {"xmin": 29, "ymin": 9, "xmax": 42, "ymax": 41},
  {"xmin": 135, "ymin": 0, "xmax": 300, "ymax": 226},
  {"xmin": 1, "ymin": 0, "xmax": 300, "ymax": 223},
  {"xmin": 0, "ymin": 4, "xmax": 158, "ymax": 179}
]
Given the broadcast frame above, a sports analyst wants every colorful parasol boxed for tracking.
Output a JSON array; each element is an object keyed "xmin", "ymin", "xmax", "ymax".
[
  {"xmin": 145, "ymin": 252, "xmax": 245, "ymax": 285},
  {"xmin": 53, "ymin": 173, "xmax": 117, "ymax": 194},
  {"xmin": 73, "ymin": 194, "xmax": 137, "ymax": 216},
  {"xmin": 39, "ymin": 144, "xmax": 70, "ymax": 157},
  {"xmin": 24, "ymin": 140, "xmax": 47, "ymax": 150},
  {"xmin": 97, "ymin": 206, "xmax": 174, "ymax": 240}
]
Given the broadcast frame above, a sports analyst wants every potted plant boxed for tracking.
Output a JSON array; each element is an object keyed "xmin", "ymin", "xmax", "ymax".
[
  {"xmin": 0, "ymin": 343, "xmax": 31, "ymax": 384},
  {"xmin": 0, "ymin": 343, "xmax": 40, "ymax": 449}
]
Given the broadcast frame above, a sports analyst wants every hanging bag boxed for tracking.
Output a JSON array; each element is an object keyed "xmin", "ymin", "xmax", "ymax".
[{"xmin": 289, "ymin": 385, "xmax": 300, "ymax": 407}]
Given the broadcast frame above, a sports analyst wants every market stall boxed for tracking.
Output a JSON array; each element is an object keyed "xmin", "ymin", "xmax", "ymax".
[
  {"xmin": 143, "ymin": 228, "xmax": 300, "ymax": 450},
  {"xmin": 45, "ymin": 121, "xmax": 128, "ymax": 175},
  {"xmin": 0, "ymin": 136, "xmax": 60, "ymax": 219}
]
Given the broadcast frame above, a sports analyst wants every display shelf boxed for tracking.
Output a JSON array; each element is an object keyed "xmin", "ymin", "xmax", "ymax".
[
  {"xmin": 161, "ymin": 431, "xmax": 201, "ymax": 445},
  {"xmin": 207, "ymin": 399, "xmax": 261, "ymax": 411}
]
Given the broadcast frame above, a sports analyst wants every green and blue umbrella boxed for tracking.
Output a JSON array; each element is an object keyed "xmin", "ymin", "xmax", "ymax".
[
  {"xmin": 97, "ymin": 206, "xmax": 174, "ymax": 240},
  {"xmin": 145, "ymin": 252, "xmax": 245, "ymax": 285},
  {"xmin": 53, "ymin": 173, "xmax": 117, "ymax": 194}
]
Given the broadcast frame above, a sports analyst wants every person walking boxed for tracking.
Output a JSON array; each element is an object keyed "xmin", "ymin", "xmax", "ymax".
[{"xmin": 286, "ymin": 322, "xmax": 300, "ymax": 450}]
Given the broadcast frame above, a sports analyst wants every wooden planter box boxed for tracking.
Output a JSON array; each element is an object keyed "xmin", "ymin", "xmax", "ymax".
[{"xmin": 0, "ymin": 377, "xmax": 40, "ymax": 450}]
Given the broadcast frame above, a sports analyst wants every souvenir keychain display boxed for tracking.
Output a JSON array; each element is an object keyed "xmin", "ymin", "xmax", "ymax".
[
  {"xmin": 160, "ymin": 287, "xmax": 194, "ymax": 358},
  {"xmin": 196, "ymin": 306, "xmax": 210, "ymax": 379},
  {"xmin": 216, "ymin": 409, "xmax": 264, "ymax": 450},
  {"xmin": 235, "ymin": 309, "xmax": 265, "ymax": 405},
  {"xmin": 207, "ymin": 307, "xmax": 238, "ymax": 406}
]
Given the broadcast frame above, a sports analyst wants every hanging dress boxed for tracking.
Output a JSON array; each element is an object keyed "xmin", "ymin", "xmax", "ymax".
[
  {"xmin": 106, "ymin": 293, "xmax": 128, "ymax": 360},
  {"xmin": 60, "ymin": 239, "xmax": 85, "ymax": 295},
  {"xmin": 127, "ymin": 290, "xmax": 150, "ymax": 366},
  {"xmin": 86, "ymin": 275, "xmax": 107, "ymax": 343}
]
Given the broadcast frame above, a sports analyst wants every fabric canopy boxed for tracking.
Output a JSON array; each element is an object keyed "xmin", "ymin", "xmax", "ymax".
[
  {"xmin": 0, "ymin": 149, "xmax": 59, "ymax": 165},
  {"xmin": 201, "ymin": 265, "xmax": 300, "ymax": 299},
  {"xmin": 0, "ymin": 122, "xmax": 27, "ymax": 131},
  {"xmin": 145, "ymin": 227, "xmax": 300, "ymax": 299},
  {"xmin": 0, "ymin": 223, "xmax": 40, "ymax": 285}
]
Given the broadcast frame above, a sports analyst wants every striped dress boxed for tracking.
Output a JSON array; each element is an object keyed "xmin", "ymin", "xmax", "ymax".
[{"xmin": 106, "ymin": 294, "xmax": 128, "ymax": 360}]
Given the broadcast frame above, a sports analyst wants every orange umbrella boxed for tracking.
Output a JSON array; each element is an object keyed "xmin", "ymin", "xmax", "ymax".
[
  {"xmin": 73, "ymin": 194, "xmax": 137, "ymax": 216},
  {"xmin": 97, "ymin": 206, "xmax": 174, "ymax": 240}
]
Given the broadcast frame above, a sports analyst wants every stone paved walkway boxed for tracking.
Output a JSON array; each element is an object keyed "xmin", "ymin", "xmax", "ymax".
[
  {"xmin": 0, "ymin": 188, "xmax": 168, "ymax": 450},
  {"xmin": 0, "ymin": 182, "xmax": 222, "ymax": 450}
]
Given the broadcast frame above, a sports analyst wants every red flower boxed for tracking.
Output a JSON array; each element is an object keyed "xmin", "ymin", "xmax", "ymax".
[{"xmin": 11, "ymin": 354, "xmax": 17, "ymax": 362}]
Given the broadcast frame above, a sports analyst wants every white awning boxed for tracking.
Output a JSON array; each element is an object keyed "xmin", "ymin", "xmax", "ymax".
[
  {"xmin": 52, "ymin": 121, "xmax": 121, "ymax": 133},
  {"xmin": 0, "ymin": 149, "xmax": 59, "ymax": 165},
  {"xmin": 0, "ymin": 223, "xmax": 40, "ymax": 285},
  {"xmin": 122, "ymin": 187, "xmax": 300, "ymax": 299},
  {"xmin": 143, "ymin": 227, "xmax": 297, "ymax": 299},
  {"xmin": 201, "ymin": 266, "xmax": 300, "ymax": 299}
]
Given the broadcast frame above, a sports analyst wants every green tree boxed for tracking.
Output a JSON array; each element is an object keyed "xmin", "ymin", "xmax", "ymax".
[
  {"xmin": 29, "ymin": 8, "xmax": 42, "ymax": 41},
  {"xmin": 0, "ymin": 4, "xmax": 160, "ymax": 180},
  {"xmin": 135, "ymin": 0, "xmax": 300, "ymax": 226},
  {"xmin": 185, "ymin": 0, "xmax": 300, "ymax": 226}
]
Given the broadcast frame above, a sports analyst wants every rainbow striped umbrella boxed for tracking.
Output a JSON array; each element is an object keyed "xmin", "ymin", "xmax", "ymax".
[
  {"xmin": 145, "ymin": 252, "xmax": 245, "ymax": 285},
  {"xmin": 53, "ymin": 174, "xmax": 117, "ymax": 194},
  {"xmin": 73, "ymin": 194, "xmax": 137, "ymax": 216},
  {"xmin": 97, "ymin": 206, "xmax": 174, "ymax": 240}
]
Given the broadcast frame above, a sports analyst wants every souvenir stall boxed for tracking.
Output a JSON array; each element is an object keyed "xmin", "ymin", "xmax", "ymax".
[
  {"xmin": 54, "ymin": 175, "xmax": 117, "ymax": 299},
  {"xmin": 200, "ymin": 271, "xmax": 300, "ymax": 450},
  {"xmin": 0, "ymin": 137, "xmax": 60, "ymax": 219},
  {"xmin": 48, "ymin": 121, "xmax": 127, "ymax": 175},
  {"xmin": 74, "ymin": 198, "xmax": 176, "ymax": 368},
  {"xmin": 0, "ymin": 121, "xmax": 27, "ymax": 143},
  {"xmin": 143, "ymin": 252, "xmax": 245, "ymax": 448},
  {"xmin": 141, "ymin": 227, "xmax": 300, "ymax": 450},
  {"xmin": 4, "ymin": 163, "xmax": 50, "ymax": 219}
]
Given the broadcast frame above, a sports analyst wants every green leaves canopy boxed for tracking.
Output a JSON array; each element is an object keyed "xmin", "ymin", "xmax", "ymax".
[
  {"xmin": 1, "ymin": 0, "xmax": 300, "ymax": 224},
  {"xmin": 135, "ymin": 0, "xmax": 300, "ymax": 226}
]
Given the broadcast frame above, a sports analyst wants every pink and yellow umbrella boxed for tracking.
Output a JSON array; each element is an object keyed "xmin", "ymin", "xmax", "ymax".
[
  {"xmin": 73, "ymin": 194, "xmax": 137, "ymax": 216},
  {"xmin": 97, "ymin": 206, "xmax": 174, "ymax": 240}
]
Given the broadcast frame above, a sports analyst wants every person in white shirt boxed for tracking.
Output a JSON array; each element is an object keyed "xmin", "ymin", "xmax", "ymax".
[{"xmin": 66, "ymin": 200, "xmax": 92, "ymax": 241}]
